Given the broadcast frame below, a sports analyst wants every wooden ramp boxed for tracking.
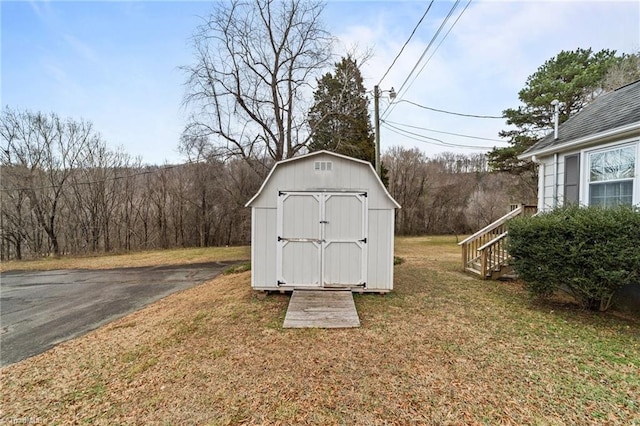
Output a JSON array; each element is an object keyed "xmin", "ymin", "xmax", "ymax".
[{"xmin": 283, "ymin": 290, "xmax": 360, "ymax": 329}]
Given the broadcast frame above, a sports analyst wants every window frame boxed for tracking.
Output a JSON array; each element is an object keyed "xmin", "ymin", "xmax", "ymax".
[{"xmin": 580, "ymin": 139, "xmax": 639, "ymax": 207}]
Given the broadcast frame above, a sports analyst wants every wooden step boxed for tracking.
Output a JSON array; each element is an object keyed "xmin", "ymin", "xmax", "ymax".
[
  {"xmin": 464, "ymin": 267, "xmax": 482, "ymax": 276},
  {"xmin": 283, "ymin": 290, "xmax": 360, "ymax": 328},
  {"xmin": 490, "ymin": 265, "xmax": 514, "ymax": 280}
]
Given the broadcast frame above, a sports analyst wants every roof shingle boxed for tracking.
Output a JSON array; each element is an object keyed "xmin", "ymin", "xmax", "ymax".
[{"xmin": 522, "ymin": 79, "xmax": 640, "ymax": 155}]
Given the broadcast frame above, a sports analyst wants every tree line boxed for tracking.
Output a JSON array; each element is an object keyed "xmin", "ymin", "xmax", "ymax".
[
  {"xmin": 0, "ymin": 107, "xmax": 533, "ymax": 260},
  {"xmin": 384, "ymin": 147, "xmax": 535, "ymax": 236},
  {"xmin": 0, "ymin": 108, "xmax": 262, "ymax": 259}
]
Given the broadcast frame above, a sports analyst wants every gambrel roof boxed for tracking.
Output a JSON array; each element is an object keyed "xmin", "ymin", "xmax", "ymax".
[
  {"xmin": 245, "ymin": 150, "xmax": 400, "ymax": 209},
  {"xmin": 521, "ymin": 79, "xmax": 640, "ymax": 159}
]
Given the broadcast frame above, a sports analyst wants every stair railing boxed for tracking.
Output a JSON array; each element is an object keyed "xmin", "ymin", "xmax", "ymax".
[
  {"xmin": 477, "ymin": 231, "xmax": 509, "ymax": 280},
  {"xmin": 459, "ymin": 204, "xmax": 537, "ymax": 278}
]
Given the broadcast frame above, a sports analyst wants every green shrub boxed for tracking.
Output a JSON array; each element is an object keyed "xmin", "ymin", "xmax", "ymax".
[{"xmin": 508, "ymin": 205, "xmax": 640, "ymax": 311}]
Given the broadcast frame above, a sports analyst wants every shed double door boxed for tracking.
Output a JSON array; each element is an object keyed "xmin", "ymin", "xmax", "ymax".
[{"xmin": 276, "ymin": 192, "xmax": 367, "ymax": 288}]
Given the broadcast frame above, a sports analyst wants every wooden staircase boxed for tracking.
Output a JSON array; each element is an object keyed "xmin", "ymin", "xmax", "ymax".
[{"xmin": 459, "ymin": 204, "xmax": 537, "ymax": 280}]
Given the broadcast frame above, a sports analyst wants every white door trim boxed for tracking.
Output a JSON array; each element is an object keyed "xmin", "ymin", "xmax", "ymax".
[{"xmin": 276, "ymin": 191, "xmax": 368, "ymax": 288}]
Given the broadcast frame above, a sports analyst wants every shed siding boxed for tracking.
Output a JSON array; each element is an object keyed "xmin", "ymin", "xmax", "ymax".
[
  {"xmin": 248, "ymin": 151, "xmax": 399, "ymax": 292},
  {"xmin": 366, "ymin": 209, "xmax": 394, "ymax": 290},
  {"xmin": 252, "ymin": 208, "xmax": 277, "ymax": 288},
  {"xmin": 251, "ymin": 207, "xmax": 395, "ymax": 290}
]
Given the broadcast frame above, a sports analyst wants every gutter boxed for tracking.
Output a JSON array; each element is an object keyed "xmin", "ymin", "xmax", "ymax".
[{"xmin": 518, "ymin": 121, "xmax": 640, "ymax": 160}]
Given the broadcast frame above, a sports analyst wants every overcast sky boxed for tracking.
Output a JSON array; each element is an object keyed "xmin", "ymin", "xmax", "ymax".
[{"xmin": 2, "ymin": 1, "xmax": 639, "ymax": 165}]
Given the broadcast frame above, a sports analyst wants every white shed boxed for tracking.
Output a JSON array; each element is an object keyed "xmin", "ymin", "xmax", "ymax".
[{"xmin": 245, "ymin": 150, "xmax": 400, "ymax": 293}]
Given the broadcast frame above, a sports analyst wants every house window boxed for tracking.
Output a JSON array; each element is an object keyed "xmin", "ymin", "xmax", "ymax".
[{"xmin": 588, "ymin": 145, "xmax": 635, "ymax": 207}]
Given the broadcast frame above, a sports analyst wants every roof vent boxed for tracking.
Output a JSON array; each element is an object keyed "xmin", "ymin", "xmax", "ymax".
[
  {"xmin": 551, "ymin": 99, "xmax": 560, "ymax": 140},
  {"xmin": 314, "ymin": 161, "xmax": 332, "ymax": 172}
]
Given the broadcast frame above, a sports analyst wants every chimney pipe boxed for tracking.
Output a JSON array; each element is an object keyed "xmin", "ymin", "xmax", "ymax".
[{"xmin": 551, "ymin": 99, "xmax": 560, "ymax": 140}]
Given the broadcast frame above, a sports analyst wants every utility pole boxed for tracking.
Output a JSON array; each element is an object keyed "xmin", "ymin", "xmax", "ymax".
[
  {"xmin": 374, "ymin": 85, "xmax": 381, "ymax": 177},
  {"xmin": 373, "ymin": 85, "xmax": 395, "ymax": 178}
]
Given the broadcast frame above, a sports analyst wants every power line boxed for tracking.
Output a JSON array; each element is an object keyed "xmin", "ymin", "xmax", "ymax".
[
  {"xmin": 383, "ymin": 123, "xmax": 491, "ymax": 150},
  {"xmin": 382, "ymin": 121, "xmax": 495, "ymax": 150},
  {"xmin": 383, "ymin": 123, "xmax": 493, "ymax": 150},
  {"xmin": 377, "ymin": 0, "xmax": 434, "ymax": 87},
  {"xmin": 382, "ymin": 0, "xmax": 477, "ymax": 122},
  {"xmin": 384, "ymin": 120, "xmax": 506, "ymax": 142},
  {"xmin": 394, "ymin": 99, "xmax": 504, "ymax": 119},
  {"xmin": 381, "ymin": 0, "xmax": 462, "ymax": 120},
  {"xmin": 402, "ymin": 0, "xmax": 474, "ymax": 102}
]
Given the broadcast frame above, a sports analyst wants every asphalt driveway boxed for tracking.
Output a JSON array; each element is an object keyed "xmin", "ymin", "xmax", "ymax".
[{"xmin": 0, "ymin": 262, "xmax": 235, "ymax": 366}]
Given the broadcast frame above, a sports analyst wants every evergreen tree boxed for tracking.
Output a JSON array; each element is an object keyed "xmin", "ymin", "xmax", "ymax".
[
  {"xmin": 308, "ymin": 56, "xmax": 375, "ymax": 165},
  {"xmin": 488, "ymin": 48, "xmax": 619, "ymax": 174}
]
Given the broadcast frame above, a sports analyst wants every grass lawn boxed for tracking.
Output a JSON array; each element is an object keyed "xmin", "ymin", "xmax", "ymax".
[
  {"xmin": 0, "ymin": 246, "xmax": 250, "ymax": 273},
  {"xmin": 1, "ymin": 236, "xmax": 638, "ymax": 424}
]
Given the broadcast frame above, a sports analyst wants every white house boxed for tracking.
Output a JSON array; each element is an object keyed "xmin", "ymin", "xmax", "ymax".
[
  {"xmin": 245, "ymin": 150, "xmax": 400, "ymax": 293},
  {"xmin": 519, "ymin": 79, "xmax": 640, "ymax": 211}
]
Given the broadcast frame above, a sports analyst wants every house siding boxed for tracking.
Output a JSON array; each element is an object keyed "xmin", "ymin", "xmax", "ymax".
[
  {"xmin": 540, "ymin": 155, "xmax": 556, "ymax": 211},
  {"xmin": 537, "ymin": 139, "xmax": 640, "ymax": 211}
]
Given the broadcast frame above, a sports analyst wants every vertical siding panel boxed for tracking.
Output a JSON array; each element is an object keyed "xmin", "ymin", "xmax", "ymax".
[
  {"xmin": 389, "ymin": 212, "xmax": 395, "ymax": 291},
  {"xmin": 537, "ymin": 162, "xmax": 545, "ymax": 212},
  {"xmin": 250, "ymin": 208, "xmax": 257, "ymax": 287},
  {"xmin": 367, "ymin": 210, "xmax": 392, "ymax": 290},
  {"xmin": 251, "ymin": 208, "xmax": 277, "ymax": 288},
  {"xmin": 252, "ymin": 208, "xmax": 265, "ymax": 287},
  {"xmin": 264, "ymin": 208, "xmax": 277, "ymax": 286},
  {"xmin": 543, "ymin": 156, "xmax": 556, "ymax": 210},
  {"xmin": 367, "ymin": 211, "xmax": 379, "ymax": 289},
  {"xmin": 380, "ymin": 210, "xmax": 392, "ymax": 288}
]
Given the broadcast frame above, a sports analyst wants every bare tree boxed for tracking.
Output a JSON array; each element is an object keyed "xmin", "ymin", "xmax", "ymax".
[
  {"xmin": 601, "ymin": 52, "xmax": 640, "ymax": 91},
  {"xmin": 464, "ymin": 173, "xmax": 515, "ymax": 230},
  {"xmin": 182, "ymin": 0, "xmax": 332, "ymax": 163},
  {"xmin": 384, "ymin": 146, "xmax": 537, "ymax": 236},
  {"xmin": 69, "ymin": 144, "xmax": 133, "ymax": 253},
  {"xmin": 0, "ymin": 166, "xmax": 29, "ymax": 259},
  {"xmin": 1, "ymin": 108, "xmax": 101, "ymax": 256},
  {"xmin": 384, "ymin": 147, "xmax": 429, "ymax": 234}
]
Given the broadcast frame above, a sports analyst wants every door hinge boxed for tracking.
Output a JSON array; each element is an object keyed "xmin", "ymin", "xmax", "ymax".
[
  {"xmin": 319, "ymin": 220, "xmax": 329, "ymax": 224},
  {"xmin": 277, "ymin": 280, "xmax": 285, "ymax": 286},
  {"xmin": 279, "ymin": 191, "xmax": 285, "ymax": 196},
  {"xmin": 360, "ymin": 192, "xmax": 367, "ymax": 197},
  {"xmin": 359, "ymin": 237, "xmax": 367, "ymax": 244},
  {"xmin": 278, "ymin": 236, "xmax": 283, "ymax": 242}
]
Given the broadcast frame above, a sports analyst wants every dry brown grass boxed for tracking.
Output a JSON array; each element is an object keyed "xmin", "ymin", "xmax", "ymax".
[
  {"xmin": 1, "ymin": 236, "xmax": 638, "ymax": 425},
  {"xmin": 0, "ymin": 246, "xmax": 250, "ymax": 272}
]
